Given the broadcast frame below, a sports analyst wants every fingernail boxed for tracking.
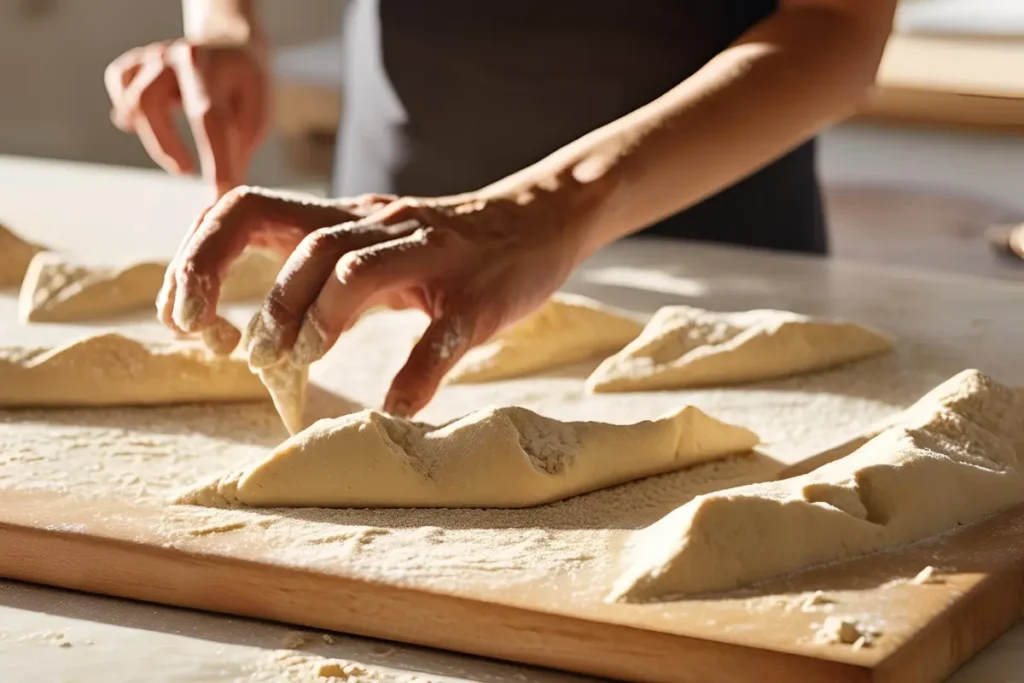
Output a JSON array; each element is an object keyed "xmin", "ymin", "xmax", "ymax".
[
  {"xmin": 292, "ymin": 315, "xmax": 327, "ymax": 367},
  {"xmin": 388, "ymin": 399, "xmax": 411, "ymax": 419},
  {"xmin": 246, "ymin": 310, "xmax": 283, "ymax": 369}
]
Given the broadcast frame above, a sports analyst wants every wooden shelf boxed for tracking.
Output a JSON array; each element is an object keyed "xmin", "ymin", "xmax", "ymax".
[{"xmin": 856, "ymin": 34, "xmax": 1024, "ymax": 132}]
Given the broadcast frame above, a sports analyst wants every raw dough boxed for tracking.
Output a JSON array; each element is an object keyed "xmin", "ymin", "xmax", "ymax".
[
  {"xmin": 446, "ymin": 293, "xmax": 644, "ymax": 383},
  {"xmin": 18, "ymin": 249, "xmax": 282, "ymax": 322},
  {"xmin": 0, "ymin": 332, "xmax": 268, "ymax": 406},
  {"xmin": 257, "ymin": 357, "xmax": 309, "ymax": 436},
  {"xmin": 608, "ymin": 369, "xmax": 1024, "ymax": 601},
  {"xmin": 179, "ymin": 405, "xmax": 759, "ymax": 509},
  {"xmin": 586, "ymin": 306, "xmax": 892, "ymax": 393},
  {"xmin": 0, "ymin": 223, "xmax": 43, "ymax": 288}
]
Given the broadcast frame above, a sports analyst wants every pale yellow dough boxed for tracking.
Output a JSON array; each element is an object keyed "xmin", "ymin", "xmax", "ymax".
[
  {"xmin": 609, "ymin": 369, "xmax": 1024, "ymax": 601},
  {"xmin": 586, "ymin": 306, "xmax": 892, "ymax": 393},
  {"xmin": 0, "ymin": 332, "xmax": 268, "ymax": 407},
  {"xmin": 0, "ymin": 223, "xmax": 43, "ymax": 288},
  {"xmin": 446, "ymin": 293, "xmax": 644, "ymax": 383},
  {"xmin": 17, "ymin": 249, "xmax": 282, "ymax": 323},
  {"xmin": 179, "ymin": 405, "xmax": 759, "ymax": 509},
  {"xmin": 257, "ymin": 358, "xmax": 309, "ymax": 436}
]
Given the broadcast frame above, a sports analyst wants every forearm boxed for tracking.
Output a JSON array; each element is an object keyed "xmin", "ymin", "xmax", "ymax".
[
  {"xmin": 182, "ymin": 0, "xmax": 260, "ymax": 45},
  {"xmin": 484, "ymin": 4, "xmax": 894, "ymax": 258}
]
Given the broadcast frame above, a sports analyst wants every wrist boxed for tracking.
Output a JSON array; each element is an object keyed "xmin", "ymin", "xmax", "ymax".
[
  {"xmin": 477, "ymin": 159, "xmax": 617, "ymax": 267},
  {"xmin": 183, "ymin": 0, "xmax": 262, "ymax": 47}
]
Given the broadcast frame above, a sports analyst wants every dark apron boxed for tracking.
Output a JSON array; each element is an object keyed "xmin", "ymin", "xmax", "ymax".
[{"xmin": 334, "ymin": 0, "xmax": 827, "ymax": 255}]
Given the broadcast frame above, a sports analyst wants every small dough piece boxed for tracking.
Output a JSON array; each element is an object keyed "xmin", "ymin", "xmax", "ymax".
[
  {"xmin": 609, "ymin": 370, "xmax": 1024, "ymax": 601},
  {"xmin": 257, "ymin": 357, "xmax": 309, "ymax": 436},
  {"xmin": 180, "ymin": 405, "xmax": 759, "ymax": 509},
  {"xmin": 0, "ymin": 223, "xmax": 44, "ymax": 288},
  {"xmin": 586, "ymin": 306, "xmax": 892, "ymax": 393},
  {"xmin": 814, "ymin": 617, "xmax": 876, "ymax": 646},
  {"xmin": 18, "ymin": 249, "xmax": 282, "ymax": 323},
  {"xmin": 0, "ymin": 332, "xmax": 268, "ymax": 407},
  {"xmin": 446, "ymin": 293, "xmax": 644, "ymax": 383}
]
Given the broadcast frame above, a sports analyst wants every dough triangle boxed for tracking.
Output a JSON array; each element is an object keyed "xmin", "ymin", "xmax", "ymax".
[
  {"xmin": 609, "ymin": 369, "xmax": 1024, "ymax": 601},
  {"xmin": 0, "ymin": 332, "xmax": 268, "ymax": 407},
  {"xmin": 587, "ymin": 306, "xmax": 892, "ymax": 392},
  {"xmin": 18, "ymin": 249, "xmax": 283, "ymax": 323},
  {"xmin": 0, "ymin": 223, "xmax": 44, "ymax": 288},
  {"xmin": 179, "ymin": 404, "xmax": 759, "ymax": 509},
  {"xmin": 446, "ymin": 293, "xmax": 644, "ymax": 383}
]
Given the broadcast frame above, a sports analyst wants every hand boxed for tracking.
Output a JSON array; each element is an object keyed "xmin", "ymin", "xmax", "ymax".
[
  {"xmin": 158, "ymin": 185, "xmax": 584, "ymax": 417},
  {"xmin": 104, "ymin": 37, "xmax": 268, "ymax": 197}
]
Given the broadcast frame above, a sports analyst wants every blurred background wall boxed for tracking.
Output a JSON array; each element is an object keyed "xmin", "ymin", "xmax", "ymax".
[{"xmin": 0, "ymin": 0, "xmax": 1022, "ymax": 278}]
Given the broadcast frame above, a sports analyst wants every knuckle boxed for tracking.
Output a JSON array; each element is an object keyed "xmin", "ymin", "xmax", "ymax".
[
  {"xmin": 335, "ymin": 250, "xmax": 372, "ymax": 281},
  {"xmin": 300, "ymin": 227, "xmax": 343, "ymax": 256}
]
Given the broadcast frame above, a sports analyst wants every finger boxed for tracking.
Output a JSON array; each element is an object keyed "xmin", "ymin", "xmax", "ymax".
[
  {"xmin": 169, "ymin": 187, "xmax": 359, "ymax": 333},
  {"xmin": 384, "ymin": 312, "xmax": 476, "ymax": 418},
  {"xmin": 247, "ymin": 220, "xmax": 415, "ymax": 368},
  {"xmin": 291, "ymin": 226, "xmax": 434, "ymax": 367},
  {"xmin": 157, "ymin": 202, "xmax": 218, "ymax": 333},
  {"xmin": 201, "ymin": 316, "xmax": 242, "ymax": 356},
  {"xmin": 104, "ymin": 48, "xmax": 146, "ymax": 132},
  {"xmin": 133, "ymin": 71, "xmax": 195, "ymax": 175},
  {"xmin": 169, "ymin": 46, "xmax": 242, "ymax": 190}
]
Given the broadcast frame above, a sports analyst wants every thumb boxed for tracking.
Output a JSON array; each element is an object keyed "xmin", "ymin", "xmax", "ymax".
[{"xmin": 384, "ymin": 311, "xmax": 476, "ymax": 418}]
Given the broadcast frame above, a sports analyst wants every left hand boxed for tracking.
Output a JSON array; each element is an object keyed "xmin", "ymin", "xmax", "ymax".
[{"xmin": 159, "ymin": 185, "xmax": 585, "ymax": 417}]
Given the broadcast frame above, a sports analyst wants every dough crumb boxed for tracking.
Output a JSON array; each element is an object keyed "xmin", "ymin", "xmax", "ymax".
[
  {"xmin": 316, "ymin": 660, "xmax": 370, "ymax": 679},
  {"xmin": 58, "ymin": 641, "xmax": 72, "ymax": 648},
  {"xmin": 281, "ymin": 631, "xmax": 309, "ymax": 649},
  {"xmin": 801, "ymin": 591, "xmax": 836, "ymax": 612},
  {"xmin": 321, "ymin": 633, "xmax": 336, "ymax": 644},
  {"xmin": 813, "ymin": 616, "xmax": 880, "ymax": 647},
  {"xmin": 911, "ymin": 565, "xmax": 944, "ymax": 585}
]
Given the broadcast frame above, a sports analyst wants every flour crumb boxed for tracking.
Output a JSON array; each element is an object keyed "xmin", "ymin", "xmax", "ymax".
[
  {"xmin": 281, "ymin": 631, "xmax": 309, "ymax": 649},
  {"xmin": 813, "ymin": 617, "xmax": 879, "ymax": 646},
  {"xmin": 801, "ymin": 591, "xmax": 836, "ymax": 612},
  {"xmin": 911, "ymin": 565, "xmax": 944, "ymax": 585}
]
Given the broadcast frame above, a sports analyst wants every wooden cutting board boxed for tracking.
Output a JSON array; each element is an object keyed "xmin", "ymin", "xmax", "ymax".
[
  {"xmin": 2, "ymin": 171, "xmax": 1024, "ymax": 683},
  {"xmin": 2, "ymin": 488, "xmax": 1024, "ymax": 683}
]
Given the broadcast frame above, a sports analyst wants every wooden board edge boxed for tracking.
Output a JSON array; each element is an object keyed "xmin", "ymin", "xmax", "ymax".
[
  {"xmin": 872, "ymin": 566, "xmax": 1024, "ymax": 683},
  {"xmin": 0, "ymin": 520, "xmax": 869, "ymax": 683}
]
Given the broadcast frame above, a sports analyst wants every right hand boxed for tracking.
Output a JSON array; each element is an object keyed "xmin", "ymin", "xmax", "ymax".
[{"xmin": 104, "ymin": 38, "xmax": 269, "ymax": 197}]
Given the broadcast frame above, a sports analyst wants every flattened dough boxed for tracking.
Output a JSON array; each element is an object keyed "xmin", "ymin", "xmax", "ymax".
[
  {"xmin": 446, "ymin": 293, "xmax": 644, "ymax": 383},
  {"xmin": 609, "ymin": 369, "xmax": 1024, "ymax": 601},
  {"xmin": 0, "ymin": 223, "xmax": 43, "ymax": 288},
  {"xmin": 18, "ymin": 249, "xmax": 283, "ymax": 322},
  {"xmin": 586, "ymin": 306, "xmax": 892, "ymax": 393},
  {"xmin": 179, "ymin": 405, "xmax": 759, "ymax": 509},
  {"xmin": 0, "ymin": 332, "xmax": 268, "ymax": 407}
]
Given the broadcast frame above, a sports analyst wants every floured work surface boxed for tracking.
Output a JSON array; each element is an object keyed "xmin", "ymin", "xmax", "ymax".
[{"xmin": 2, "ymin": 240, "xmax": 1024, "ymax": 683}]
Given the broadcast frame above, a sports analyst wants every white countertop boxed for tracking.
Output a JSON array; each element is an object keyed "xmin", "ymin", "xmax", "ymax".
[{"xmin": 0, "ymin": 156, "xmax": 1022, "ymax": 682}]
